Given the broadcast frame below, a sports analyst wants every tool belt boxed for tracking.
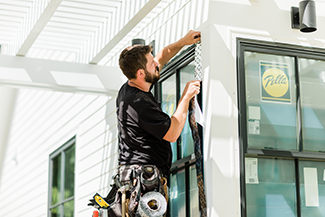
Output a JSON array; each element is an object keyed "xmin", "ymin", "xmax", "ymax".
[{"xmin": 100, "ymin": 164, "xmax": 168, "ymax": 217}]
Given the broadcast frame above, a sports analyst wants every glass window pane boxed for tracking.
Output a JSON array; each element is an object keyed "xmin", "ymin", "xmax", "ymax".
[
  {"xmin": 64, "ymin": 144, "xmax": 75, "ymax": 199},
  {"xmin": 298, "ymin": 58, "xmax": 325, "ymax": 152},
  {"xmin": 162, "ymin": 74, "xmax": 177, "ymax": 115},
  {"xmin": 244, "ymin": 52, "xmax": 297, "ymax": 151},
  {"xmin": 51, "ymin": 206, "xmax": 60, "ymax": 217},
  {"xmin": 180, "ymin": 118, "xmax": 194, "ymax": 158},
  {"xmin": 299, "ymin": 161, "xmax": 325, "ymax": 216},
  {"xmin": 52, "ymin": 154, "xmax": 61, "ymax": 205},
  {"xmin": 245, "ymin": 158, "xmax": 297, "ymax": 217},
  {"xmin": 180, "ymin": 62, "xmax": 195, "ymax": 158},
  {"xmin": 170, "ymin": 169, "xmax": 186, "ymax": 217},
  {"xmin": 189, "ymin": 165, "xmax": 199, "ymax": 217},
  {"xmin": 64, "ymin": 200, "xmax": 74, "ymax": 217},
  {"xmin": 161, "ymin": 74, "xmax": 177, "ymax": 162}
]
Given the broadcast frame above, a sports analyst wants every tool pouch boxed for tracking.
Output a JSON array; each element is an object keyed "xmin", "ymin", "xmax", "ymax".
[
  {"xmin": 105, "ymin": 195, "xmax": 122, "ymax": 216},
  {"xmin": 117, "ymin": 165, "xmax": 142, "ymax": 217},
  {"xmin": 128, "ymin": 174, "xmax": 141, "ymax": 217},
  {"xmin": 122, "ymin": 165, "xmax": 162, "ymax": 217},
  {"xmin": 140, "ymin": 165, "xmax": 159, "ymax": 193},
  {"xmin": 93, "ymin": 165, "xmax": 168, "ymax": 217}
]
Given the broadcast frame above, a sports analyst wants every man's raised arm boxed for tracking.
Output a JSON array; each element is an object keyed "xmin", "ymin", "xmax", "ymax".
[
  {"xmin": 159, "ymin": 30, "xmax": 201, "ymax": 143},
  {"xmin": 155, "ymin": 30, "xmax": 201, "ymax": 71}
]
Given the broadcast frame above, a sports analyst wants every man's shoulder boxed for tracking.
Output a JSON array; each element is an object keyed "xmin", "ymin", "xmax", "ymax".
[
  {"xmin": 118, "ymin": 81, "xmax": 129, "ymax": 93},
  {"xmin": 117, "ymin": 83, "xmax": 157, "ymax": 112},
  {"xmin": 117, "ymin": 82, "xmax": 136, "ymax": 99}
]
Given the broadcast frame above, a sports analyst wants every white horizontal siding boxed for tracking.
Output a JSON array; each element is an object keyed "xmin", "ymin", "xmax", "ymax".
[
  {"xmin": 0, "ymin": 88, "xmax": 117, "ymax": 217},
  {"xmin": 76, "ymin": 96, "xmax": 119, "ymax": 216}
]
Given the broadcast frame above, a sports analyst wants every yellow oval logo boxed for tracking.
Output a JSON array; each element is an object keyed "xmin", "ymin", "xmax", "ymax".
[{"xmin": 262, "ymin": 68, "xmax": 289, "ymax": 97}]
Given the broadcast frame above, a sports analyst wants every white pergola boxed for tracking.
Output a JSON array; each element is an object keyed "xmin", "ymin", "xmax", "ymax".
[
  {"xmin": 0, "ymin": 0, "xmax": 171, "ymax": 92},
  {"xmin": 0, "ymin": 0, "xmax": 172, "ymax": 177}
]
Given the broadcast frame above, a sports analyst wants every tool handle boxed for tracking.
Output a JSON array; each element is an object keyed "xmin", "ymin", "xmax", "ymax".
[{"xmin": 92, "ymin": 210, "xmax": 99, "ymax": 217}]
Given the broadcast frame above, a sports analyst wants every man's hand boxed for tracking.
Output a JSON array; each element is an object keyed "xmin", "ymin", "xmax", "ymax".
[
  {"xmin": 163, "ymin": 80, "xmax": 200, "ymax": 143},
  {"xmin": 182, "ymin": 80, "xmax": 201, "ymax": 101},
  {"xmin": 155, "ymin": 30, "xmax": 201, "ymax": 70},
  {"xmin": 179, "ymin": 30, "xmax": 201, "ymax": 47}
]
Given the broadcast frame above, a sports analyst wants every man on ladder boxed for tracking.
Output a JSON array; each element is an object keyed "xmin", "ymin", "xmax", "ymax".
[{"xmin": 91, "ymin": 30, "xmax": 201, "ymax": 217}]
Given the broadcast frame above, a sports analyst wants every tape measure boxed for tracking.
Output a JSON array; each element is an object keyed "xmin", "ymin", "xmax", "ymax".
[{"xmin": 93, "ymin": 193, "xmax": 110, "ymax": 209}]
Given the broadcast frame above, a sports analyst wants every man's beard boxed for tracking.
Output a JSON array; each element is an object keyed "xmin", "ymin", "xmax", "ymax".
[{"xmin": 144, "ymin": 67, "xmax": 160, "ymax": 84}]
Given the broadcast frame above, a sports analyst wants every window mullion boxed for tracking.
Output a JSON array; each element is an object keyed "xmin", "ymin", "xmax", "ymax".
[
  {"xmin": 185, "ymin": 165, "xmax": 190, "ymax": 217},
  {"xmin": 48, "ymin": 197, "xmax": 74, "ymax": 210},
  {"xmin": 176, "ymin": 69, "xmax": 181, "ymax": 161},
  {"xmin": 61, "ymin": 196, "xmax": 74, "ymax": 204},
  {"xmin": 48, "ymin": 159, "xmax": 54, "ymax": 216},
  {"xmin": 60, "ymin": 151, "xmax": 65, "ymax": 217},
  {"xmin": 295, "ymin": 159, "xmax": 302, "ymax": 217},
  {"xmin": 238, "ymin": 41, "xmax": 248, "ymax": 217},
  {"xmin": 294, "ymin": 56, "xmax": 303, "ymax": 152}
]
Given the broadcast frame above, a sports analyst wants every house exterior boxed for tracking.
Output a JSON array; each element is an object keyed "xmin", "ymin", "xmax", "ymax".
[{"xmin": 0, "ymin": 0, "xmax": 325, "ymax": 216}]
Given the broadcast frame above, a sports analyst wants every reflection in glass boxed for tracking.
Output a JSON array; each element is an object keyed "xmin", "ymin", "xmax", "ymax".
[
  {"xmin": 246, "ymin": 158, "xmax": 297, "ymax": 217},
  {"xmin": 64, "ymin": 200, "xmax": 74, "ymax": 217},
  {"xmin": 51, "ymin": 206, "xmax": 60, "ymax": 217},
  {"xmin": 170, "ymin": 170, "xmax": 186, "ymax": 217},
  {"xmin": 50, "ymin": 143, "xmax": 75, "ymax": 217},
  {"xmin": 162, "ymin": 74, "xmax": 177, "ymax": 116},
  {"xmin": 180, "ymin": 62, "xmax": 195, "ymax": 158},
  {"xmin": 64, "ymin": 145, "xmax": 75, "ymax": 199},
  {"xmin": 244, "ymin": 52, "xmax": 297, "ymax": 151},
  {"xmin": 299, "ymin": 58, "xmax": 325, "ymax": 152},
  {"xmin": 299, "ymin": 161, "xmax": 325, "ymax": 216},
  {"xmin": 189, "ymin": 165, "xmax": 199, "ymax": 217},
  {"xmin": 161, "ymin": 74, "xmax": 177, "ymax": 162},
  {"xmin": 52, "ymin": 155, "xmax": 61, "ymax": 205}
]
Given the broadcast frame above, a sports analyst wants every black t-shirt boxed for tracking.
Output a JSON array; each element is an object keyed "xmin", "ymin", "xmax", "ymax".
[{"xmin": 116, "ymin": 82, "xmax": 172, "ymax": 175}]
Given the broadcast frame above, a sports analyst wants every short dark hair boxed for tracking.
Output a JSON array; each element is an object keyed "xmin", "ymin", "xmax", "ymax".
[{"xmin": 119, "ymin": 45, "xmax": 153, "ymax": 80}]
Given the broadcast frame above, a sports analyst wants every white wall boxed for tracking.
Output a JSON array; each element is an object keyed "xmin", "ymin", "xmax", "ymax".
[
  {"xmin": 205, "ymin": 0, "xmax": 325, "ymax": 216},
  {"xmin": 76, "ymin": 92, "xmax": 118, "ymax": 216},
  {"xmin": 0, "ymin": 88, "xmax": 116, "ymax": 216}
]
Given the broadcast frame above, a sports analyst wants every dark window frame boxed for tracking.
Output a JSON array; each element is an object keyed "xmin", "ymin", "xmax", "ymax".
[
  {"xmin": 153, "ymin": 44, "xmax": 203, "ymax": 217},
  {"xmin": 237, "ymin": 38, "xmax": 325, "ymax": 217},
  {"xmin": 48, "ymin": 136, "xmax": 76, "ymax": 217}
]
